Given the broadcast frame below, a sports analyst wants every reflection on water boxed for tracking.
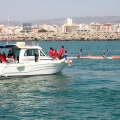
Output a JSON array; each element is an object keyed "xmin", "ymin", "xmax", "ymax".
[
  {"xmin": 0, "ymin": 73, "xmax": 73, "ymax": 119},
  {"xmin": 0, "ymin": 73, "xmax": 72, "ymax": 93}
]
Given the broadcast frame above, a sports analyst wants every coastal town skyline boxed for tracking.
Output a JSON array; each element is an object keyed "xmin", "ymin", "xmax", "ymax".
[
  {"xmin": 0, "ymin": 18, "xmax": 120, "ymax": 41},
  {"xmin": 0, "ymin": 0, "xmax": 120, "ymax": 21}
]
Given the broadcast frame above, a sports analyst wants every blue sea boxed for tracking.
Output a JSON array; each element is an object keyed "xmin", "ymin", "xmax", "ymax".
[{"xmin": 0, "ymin": 41, "xmax": 120, "ymax": 120}]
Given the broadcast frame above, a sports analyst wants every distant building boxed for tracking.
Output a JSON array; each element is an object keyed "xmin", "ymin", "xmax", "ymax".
[
  {"xmin": 32, "ymin": 26, "xmax": 39, "ymax": 33},
  {"xmin": 66, "ymin": 25, "xmax": 79, "ymax": 32},
  {"xmin": 53, "ymin": 25, "xmax": 57, "ymax": 32},
  {"xmin": 42, "ymin": 24, "xmax": 54, "ymax": 32},
  {"xmin": 22, "ymin": 23, "xmax": 32, "ymax": 33},
  {"xmin": 65, "ymin": 18, "xmax": 73, "ymax": 25},
  {"xmin": 14, "ymin": 26, "xmax": 22, "ymax": 34},
  {"xmin": 113, "ymin": 23, "xmax": 120, "ymax": 32},
  {"xmin": 0, "ymin": 27, "xmax": 2, "ymax": 33},
  {"xmin": 90, "ymin": 23, "xmax": 101, "ymax": 31},
  {"xmin": 101, "ymin": 23, "xmax": 113, "ymax": 32},
  {"xmin": 62, "ymin": 18, "xmax": 79, "ymax": 33},
  {"xmin": 57, "ymin": 26, "xmax": 62, "ymax": 33},
  {"xmin": 1, "ymin": 27, "xmax": 6, "ymax": 34},
  {"xmin": 77, "ymin": 24, "xmax": 91, "ymax": 32},
  {"xmin": 62, "ymin": 25, "xmax": 67, "ymax": 33}
]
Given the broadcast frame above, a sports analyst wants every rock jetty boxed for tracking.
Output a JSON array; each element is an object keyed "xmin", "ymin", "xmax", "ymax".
[{"xmin": 0, "ymin": 32, "xmax": 120, "ymax": 41}]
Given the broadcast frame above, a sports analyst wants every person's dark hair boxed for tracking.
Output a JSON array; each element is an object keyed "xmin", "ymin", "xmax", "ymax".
[
  {"xmin": 3, "ymin": 52, "xmax": 6, "ymax": 55},
  {"xmin": 9, "ymin": 50, "xmax": 12, "ymax": 53}
]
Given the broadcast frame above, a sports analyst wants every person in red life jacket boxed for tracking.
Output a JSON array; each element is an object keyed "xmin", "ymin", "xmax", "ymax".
[
  {"xmin": 48, "ymin": 47, "xmax": 53, "ymax": 57},
  {"xmin": 59, "ymin": 45, "xmax": 64, "ymax": 59},
  {"xmin": 0, "ymin": 53, "xmax": 2, "ymax": 63},
  {"xmin": 77, "ymin": 53, "xmax": 81, "ymax": 58},
  {"xmin": 54, "ymin": 50, "xmax": 60, "ymax": 59},
  {"xmin": 48, "ymin": 47, "xmax": 55, "ymax": 59},
  {"xmin": 1, "ymin": 52, "xmax": 6, "ymax": 63},
  {"xmin": 52, "ymin": 48, "xmax": 55, "ymax": 57}
]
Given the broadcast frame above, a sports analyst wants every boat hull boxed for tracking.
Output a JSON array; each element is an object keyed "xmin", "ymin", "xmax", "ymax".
[
  {"xmin": 112, "ymin": 56, "xmax": 120, "ymax": 59},
  {"xmin": 87, "ymin": 56, "xmax": 105, "ymax": 59},
  {"xmin": 86, "ymin": 56, "xmax": 120, "ymax": 59},
  {"xmin": 0, "ymin": 59, "xmax": 67, "ymax": 77}
]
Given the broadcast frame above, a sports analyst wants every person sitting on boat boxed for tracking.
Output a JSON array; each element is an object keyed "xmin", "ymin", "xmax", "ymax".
[
  {"xmin": 8, "ymin": 50, "xmax": 13, "ymax": 58},
  {"xmin": 0, "ymin": 52, "xmax": 2, "ymax": 63},
  {"xmin": 48, "ymin": 47, "xmax": 55, "ymax": 58},
  {"xmin": 62, "ymin": 50, "xmax": 71, "ymax": 66},
  {"xmin": 1, "ymin": 52, "xmax": 6, "ymax": 63},
  {"xmin": 77, "ymin": 53, "xmax": 81, "ymax": 58},
  {"xmin": 52, "ymin": 48, "xmax": 55, "ymax": 57},
  {"xmin": 62, "ymin": 50, "xmax": 68, "ymax": 59},
  {"xmin": 59, "ymin": 45, "xmax": 64, "ymax": 59},
  {"xmin": 54, "ymin": 50, "xmax": 60, "ymax": 59},
  {"xmin": 102, "ymin": 53, "xmax": 106, "ymax": 58}
]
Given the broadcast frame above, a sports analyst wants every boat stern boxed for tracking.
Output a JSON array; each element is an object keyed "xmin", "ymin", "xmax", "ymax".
[{"xmin": 0, "ymin": 64, "xmax": 6, "ymax": 77}]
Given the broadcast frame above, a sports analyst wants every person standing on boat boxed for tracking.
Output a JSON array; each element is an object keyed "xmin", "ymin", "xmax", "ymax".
[
  {"xmin": 48, "ymin": 47, "xmax": 54, "ymax": 57},
  {"xmin": 16, "ymin": 49, "xmax": 20, "ymax": 63},
  {"xmin": 59, "ymin": 45, "xmax": 64, "ymax": 59},
  {"xmin": 1, "ymin": 52, "xmax": 6, "ymax": 63},
  {"xmin": 0, "ymin": 53, "xmax": 2, "ymax": 63},
  {"xmin": 8, "ymin": 50, "xmax": 13, "ymax": 58}
]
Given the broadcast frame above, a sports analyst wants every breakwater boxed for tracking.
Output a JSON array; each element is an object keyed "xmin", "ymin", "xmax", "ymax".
[{"xmin": 0, "ymin": 32, "xmax": 120, "ymax": 41}]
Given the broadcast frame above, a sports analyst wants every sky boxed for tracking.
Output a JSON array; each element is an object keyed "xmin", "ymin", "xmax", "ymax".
[{"xmin": 0, "ymin": 0, "xmax": 120, "ymax": 21}]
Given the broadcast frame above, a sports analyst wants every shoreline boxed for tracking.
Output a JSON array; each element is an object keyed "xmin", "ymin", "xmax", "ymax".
[{"xmin": 0, "ymin": 32, "xmax": 120, "ymax": 41}]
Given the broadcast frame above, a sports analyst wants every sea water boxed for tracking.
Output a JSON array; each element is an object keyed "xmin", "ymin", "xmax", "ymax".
[{"xmin": 0, "ymin": 41, "xmax": 120, "ymax": 120}]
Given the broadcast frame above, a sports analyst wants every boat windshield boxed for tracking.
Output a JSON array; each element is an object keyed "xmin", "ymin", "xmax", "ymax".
[{"xmin": 24, "ymin": 49, "xmax": 39, "ymax": 56}]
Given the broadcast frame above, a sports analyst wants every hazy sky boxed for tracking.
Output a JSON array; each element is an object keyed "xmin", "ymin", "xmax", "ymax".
[{"xmin": 0, "ymin": 0, "xmax": 119, "ymax": 21}]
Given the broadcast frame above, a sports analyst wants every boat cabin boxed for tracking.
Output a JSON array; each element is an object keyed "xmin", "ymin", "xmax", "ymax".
[{"xmin": 0, "ymin": 42, "xmax": 46, "ymax": 63}]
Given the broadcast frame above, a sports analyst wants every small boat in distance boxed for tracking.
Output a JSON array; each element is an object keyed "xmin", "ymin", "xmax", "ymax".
[
  {"xmin": 68, "ymin": 55, "xmax": 120, "ymax": 60},
  {"xmin": 83, "ymin": 55, "xmax": 120, "ymax": 59},
  {"xmin": 0, "ymin": 42, "xmax": 71, "ymax": 77}
]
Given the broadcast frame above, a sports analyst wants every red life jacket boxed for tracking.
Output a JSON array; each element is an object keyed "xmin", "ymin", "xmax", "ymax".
[
  {"xmin": 59, "ymin": 48, "xmax": 64, "ymax": 56},
  {"xmin": 1, "ymin": 54, "xmax": 6, "ymax": 62},
  {"xmin": 48, "ymin": 50, "xmax": 54, "ymax": 57},
  {"xmin": 55, "ymin": 51, "xmax": 59, "ymax": 58}
]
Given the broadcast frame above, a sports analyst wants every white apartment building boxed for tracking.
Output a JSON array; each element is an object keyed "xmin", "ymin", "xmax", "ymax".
[
  {"xmin": 113, "ymin": 23, "xmax": 120, "ymax": 32},
  {"xmin": 65, "ymin": 18, "xmax": 73, "ymax": 25}
]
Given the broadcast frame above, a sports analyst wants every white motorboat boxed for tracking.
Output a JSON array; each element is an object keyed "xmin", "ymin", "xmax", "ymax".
[{"xmin": 0, "ymin": 42, "xmax": 71, "ymax": 77}]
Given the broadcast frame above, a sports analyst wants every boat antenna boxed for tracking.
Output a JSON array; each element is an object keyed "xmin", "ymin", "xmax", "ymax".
[{"xmin": 6, "ymin": 15, "xmax": 9, "ymax": 45}]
